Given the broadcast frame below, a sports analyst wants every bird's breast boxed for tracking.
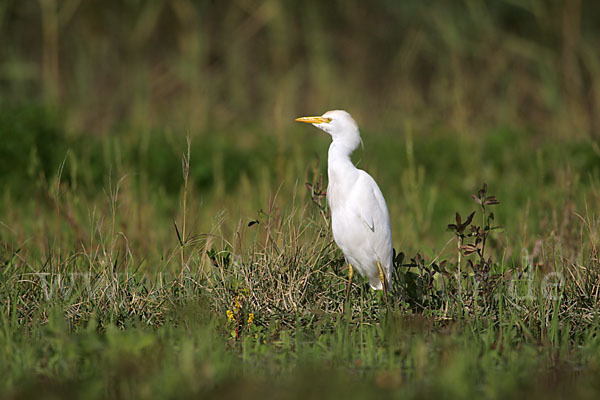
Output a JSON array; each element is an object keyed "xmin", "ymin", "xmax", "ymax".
[{"xmin": 326, "ymin": 169, "xmax": 358, "ymax": 208}]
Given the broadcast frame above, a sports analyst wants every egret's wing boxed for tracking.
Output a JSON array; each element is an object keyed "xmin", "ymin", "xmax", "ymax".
[
  {"xmin": 355, "ymin": 171, "xmax": 394, "ymax": 276},
  {"xmin": 360, "ymin": 208, "xmax": 375, "ymax": 232},
  {"xmin": 355, "ymin": 172, "xmax": 390, "ymax": 236}
]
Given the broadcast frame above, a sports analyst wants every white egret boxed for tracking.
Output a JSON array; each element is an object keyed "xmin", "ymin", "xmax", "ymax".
[{"xmin": 296, "ymin": 110, "xmax": 393, "ymax": 303}]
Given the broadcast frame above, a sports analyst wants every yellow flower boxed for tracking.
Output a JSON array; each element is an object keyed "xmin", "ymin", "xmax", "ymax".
[
  {"xmin": 226, "ymin": 309, "xmax": 234, "ymax": 322},
  {"xmin": 247, "ymin": 313, "xmax": 254, "ymax": 325},
  {"xmin": 234, "ymin": 297, "xmax": 241, "ymax": 312}
]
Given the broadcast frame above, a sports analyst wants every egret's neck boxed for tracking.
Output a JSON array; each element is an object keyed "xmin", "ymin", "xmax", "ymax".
[{"xmin": 328, "ymin": 140, "xmax": 357, "ymax": 180}]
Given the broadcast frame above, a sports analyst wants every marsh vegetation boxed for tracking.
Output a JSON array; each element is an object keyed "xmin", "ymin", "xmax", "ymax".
[{"xmin": 2, "ymin": 1, "xmax": 600, "ymax": 398}]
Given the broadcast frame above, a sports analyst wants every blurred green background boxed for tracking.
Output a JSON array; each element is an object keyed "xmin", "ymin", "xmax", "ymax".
[
  {"xmin": 3, "ymin": 0, "xmax": 600, "ymax": 135},
  {"xmin": 1, "ymin": 0, "xmax": 600, "ymax": 261},
  {"xmin": 3, "ymin": 0, "xmax": 600, "ymax": 255}
]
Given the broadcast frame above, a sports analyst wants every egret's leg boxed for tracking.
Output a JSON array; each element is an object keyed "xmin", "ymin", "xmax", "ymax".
[
  {"xmin": 377, "ymin": 261, "xmax": 390, "ymax": 310},
  {"xmin": 345, "ymin": 263, "xmax": 354, "ymax": 305}
]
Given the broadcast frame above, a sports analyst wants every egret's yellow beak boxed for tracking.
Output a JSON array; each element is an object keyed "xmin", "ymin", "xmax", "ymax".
[{"xmin": 295, "ymin": 116, "xmax": 332, "ymax": 124}]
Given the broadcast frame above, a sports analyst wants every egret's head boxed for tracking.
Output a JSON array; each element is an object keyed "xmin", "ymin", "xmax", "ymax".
[{"xmin": 295, "ymin": 110, "xmax": 361, "ymax": 150}]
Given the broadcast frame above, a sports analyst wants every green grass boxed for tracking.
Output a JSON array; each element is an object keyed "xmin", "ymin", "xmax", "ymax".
[
  {"xmin": 3, "ymin": 1, "xmax": 600, "ymax": 398},
  {"xmin": 2, "ymin": 105, "xmax": 600, "ymax": 399}
]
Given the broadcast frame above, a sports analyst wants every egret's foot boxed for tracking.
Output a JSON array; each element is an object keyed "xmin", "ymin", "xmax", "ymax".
[
  {"xmin": 377, "ymin": 261, "xmax": 391, "ymax": 312},
  {"xmin": 345, "ymin": 264, "xmax": 354, "ymax": 310}
]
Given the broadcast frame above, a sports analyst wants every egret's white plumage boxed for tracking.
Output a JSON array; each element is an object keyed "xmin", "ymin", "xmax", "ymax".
[{"xmin": 296, "ymin": 110, "xmax": 393, "ymax": 293}]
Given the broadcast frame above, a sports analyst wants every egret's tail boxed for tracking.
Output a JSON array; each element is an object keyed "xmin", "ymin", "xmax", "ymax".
[
  {"xmin": 369, "ymin": 266, "xmax": 392, "ymax": 292},
  {"xmin": 368, "ymin": 279, "xmax": 384, "ymax": 291}
]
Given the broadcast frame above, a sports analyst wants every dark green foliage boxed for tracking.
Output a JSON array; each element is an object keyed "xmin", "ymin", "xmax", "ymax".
[{"xmin": 0, "ymin": 105, "xmax": 66, "ymax": 187}]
